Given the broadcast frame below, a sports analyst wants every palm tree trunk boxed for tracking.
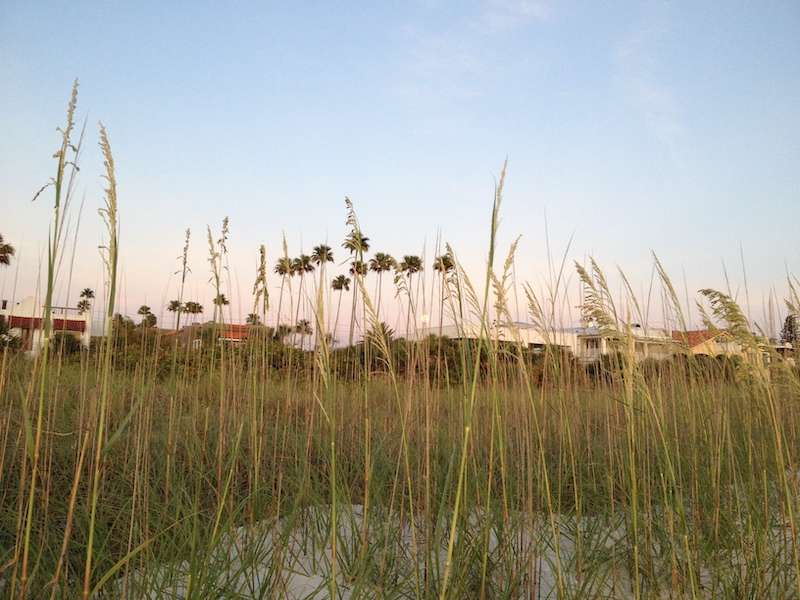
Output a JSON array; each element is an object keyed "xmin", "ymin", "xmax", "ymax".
[
  {"xmin": 316, "ymin": 266, "xmax": 325, "ymax": 348},
  {"xmin": 293, "ymin": 274, "xmax": 305, "ymax": 346},
  {"xmin": 405, "ymin": 274, "xmax": 414, "ymax": 339},
  {"xmin": 333, "ymin": 291, "xmax": 343, "ymax": 347},
  {"xmin": 275, "ymin": 276, "xmax": 286, "ymax": 334},
  {"xmin": 376, "ymin": 272, "xmax": 383, "ymax": 320},
  {"xmin": 348, "ymin": 280, "xmax": 358, "ymax": 347}
]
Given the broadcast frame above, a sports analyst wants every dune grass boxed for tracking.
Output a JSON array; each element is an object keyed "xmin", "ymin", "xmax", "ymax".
[{"xmin": 0, "ymin": 85, "xmax": 799, "ymax": 599}]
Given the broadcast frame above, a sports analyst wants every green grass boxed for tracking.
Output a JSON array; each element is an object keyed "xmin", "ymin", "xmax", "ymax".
[{"xmin": 1, "ymin": 351, "xmax": 798, "ymax": 598}]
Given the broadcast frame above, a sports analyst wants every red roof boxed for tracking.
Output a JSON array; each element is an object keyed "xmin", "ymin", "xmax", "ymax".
[
  {"xmin": 221, "ymin": 324, "xmax": 251, "ymax": 341},
  {"xmin": 671, "ymin": 329, "xmax": 722, "ymax": 347},
  {"xmin": 7, "ymin": 315, "xmax": 86, "ymax": 333}
]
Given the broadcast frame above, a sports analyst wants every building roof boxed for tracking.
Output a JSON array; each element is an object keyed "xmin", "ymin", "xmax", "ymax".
[
  {"xmin": 6, "ymin": 315, "xmax": 86, "ymax": 333},
  {"xmin": 671, "ymin": 329, "xmax": 724, "ymax": 347},
  {"xmin": 220, "ymin": 323, "xmax": 252, "ymax": 341}
]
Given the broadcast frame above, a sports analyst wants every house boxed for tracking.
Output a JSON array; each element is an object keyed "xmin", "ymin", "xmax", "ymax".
[
  {"xmin": 168, "ymin": 322, "xmax": 260, "ymax": 348},
  {"xmin": 411, "ymin": 321, "xmax": 678, "ymax": 363},
  {"xmin": 671, "ymin": 329, "xmax": 743, "ymax": 357},
  {"xmin": 411, "ymin": 322, "xmax": 575, "ymax": 354},
  {"xmin": 671, "ymin": 329, "xmax": 792, "ymax": 368},
  {"xmin": 569, "ymin": 324, "xmax": 675, "ymax": 364},
  {"xmin": 0, "ymin": 296, "xmax": 92, "ymax": 355},
  {"xmin": 219, "ymin": 323, "xmax": 251, "ymax": 343},
  {"xmin": 496, "ymin": 321, "xmax": 576, "ymax": 354}
]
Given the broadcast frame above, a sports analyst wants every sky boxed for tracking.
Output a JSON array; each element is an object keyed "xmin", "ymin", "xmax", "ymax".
[{"xmin": 1, "ymin": 1, "xmax": 798, "ymax": 337}]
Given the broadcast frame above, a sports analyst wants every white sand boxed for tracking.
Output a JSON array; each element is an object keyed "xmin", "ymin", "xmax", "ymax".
[{"xmin": 111, "ymin": 504, "xmax": 794, "ymax": 598}]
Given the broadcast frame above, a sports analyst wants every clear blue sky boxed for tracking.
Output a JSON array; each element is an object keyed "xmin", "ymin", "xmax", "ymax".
[{"xmin": 1, "ymin": 1, "xmax": 798, "ymax": 334}]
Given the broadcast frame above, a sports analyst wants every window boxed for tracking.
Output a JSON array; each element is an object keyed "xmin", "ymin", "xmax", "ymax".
[{"xmin": 584, "ymin": 338, "xmax": 600, "ymax": 350}]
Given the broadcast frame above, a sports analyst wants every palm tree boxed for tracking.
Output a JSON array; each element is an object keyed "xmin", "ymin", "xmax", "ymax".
[
  {"xmin": 287, "ymin": 259, "xmax": 299, "ymax": 342},
  {"xmin": 364, "ymin": 321, "xmax": 395, "ymax": 347},
  {"xmin": 312, "ymin": 244, "xmax": 334, "ymax": 339},
  {"xmin": 331, "ymin": 275, "xmax": 351, "ymax": 346},
  {"xmin": 399, "ymin": 255, "xmax": 423, "ymax": 277},
  {"xmin": 293, "ymin": 255, "xmax": 315, "ymax": 277},
  {"xmin": 398, "ymin": 255, "xmax": 423, "ymax": 337},
  {"xmin": 291, "ymin": 254, "xmax": 315, "ymax": 343},
  {"xmin": 246, "ymin": 312, "xmax": 261, "ymax": 326},
  {"xmin": 311, "ymin": 244, "xmax": 334, "ymax": 267},
  {"xmin": 77, "ymin": 287, "xmax": 95, "ymax": 317},
  {"xmin": 350, "ymin": 260, "xmax": 368, "ymax": 277},
  {"xmin": 433, "ymin": 254, "xmax": 455, "ymax": 335},
  {"xmin": 0, "ymin": 234, "xmax": 15, "ymax": 267},
  {"xmin": 432, "ymin": 254, "xmax": 454, "ymax": 274},
  {"xmin": 369, "ymin": 252, "xmax": 396, "ymax": 319},
  {"xmin": 213, "ymin": 293, "xmax": 229, "ymax": 322},
  {"xmin": 274, "ymin": 256, "xmax": 293, "ymax": 333},
  {"xmin": 295, "ymin": 319, "xmax": 313, "ymax": 335},
  {"xmin": 342, "ymin": 232, "xmax": 370, "ymax": 256},
  {"xmin": 274, "ymin": 323, "xmax": 293, "ymax": 342},
  {"xmin": 348, "ymin": 260, "xmax": 368, "ymax": 344},
  {"xmin": 167, "ymin": 299, "xmax": 183, "ymax": 330},
  {"xmin": 343, "ymin": 232, "xmax": 370, "ymax": 346},
  {"xmin": 137, "ymin": 305, "xmax": 152, "ymax": 327},
  {"xmin": 184, "ymin": 301, "xmax": 203, "ymax": 324},
  {"xmin": 295, "ymin": 318, "xmax": 313, "ymax": 349}
]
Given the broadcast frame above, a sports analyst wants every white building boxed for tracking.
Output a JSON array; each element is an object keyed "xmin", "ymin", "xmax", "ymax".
[
  {"xmin": 411, "ymin": 321, "xmax": 576, "ymax": 354},
  {"xmin": 0, "ymin": 296, "xmax": 92, "ymax": 355},
  {"xmin": 568, "ymin": 324, "xmax": 675, "ymax": 363},
  {"xmin": 410, "ymin": 320, "xmax": 675, "ymax": 363}
]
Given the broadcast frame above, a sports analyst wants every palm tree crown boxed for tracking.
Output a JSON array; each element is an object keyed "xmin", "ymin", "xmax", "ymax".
[
  {"xmin": 342, "ymin": 232, "xmax": 370, "ymax": 256},
  {"xmin": 433, "ymin": 254, "xmax": 454, "ymax": 274},
  {"xmin": 311, "ymin": 244, "xmax": 334, "ymax": 266},
  {"xmin": 365, "ymin": 321, "xmax": 395, "ymax": 344},
  {"xmin": 167, "ymin": 300, "xmax": 182, "ymax": 313},
  {"xmin": 292, "ymin": 254, "xmax": 315, "ymax": 274},
  {"xmin": 80, "ymin": 287, "xmax": 95, "ymax": 300},
  {"xmin": 184, "ymin": 301, "xmax": 203, "ymax": 315},
  {"xmin": 398, "ymin": 255, "xmax": 423, "ymax": 276},
  {"xmin": 349, "ymin": 260, "xmax": 368, "ymax": 277},
  {"xmin": 137, "ymin": 305, "xmax": 155, "ymax": 327},
  {"xmin": 213, "ymin": 294, "xmax": 229, "ymax": 307},
  {"xmin": 274, "ymin": 324, "xmax": 293, "ymax": 340},
  {"xmin": 295, "ymin": 319, "xmax": 313, "ymax": 335},
  {"xmin": 0, "ymin": 234, "xmax": 15, "ymax": 267},
  {"xmin": 332, "ymin": 274, "xmax": 351, "ymax": 292},
  {"xmin": 274, "ymin": 257, "xmax": 293, "ymax": 277},
  {"xmin": 369, "ymin": 252, "xmax": 396, "ymax": 274}
]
